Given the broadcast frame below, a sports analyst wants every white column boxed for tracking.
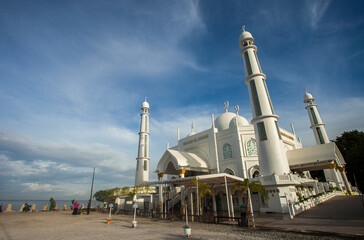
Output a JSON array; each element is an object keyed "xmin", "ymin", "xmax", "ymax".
[
  {"xmin": 158, "ymin": 183, "xmax": 163, "ymax": 217},
  {"xmin": 149, "ymin": 194, "xmax": 153, "ymax": 217},
  {"xmin": 212, "ymin": 189, "xmax": 217, "ymax": 217},
  {"xmin": 340, "ymin": 170, "xmax": 352, "ymax": 194},
  {"xmin": 211, "ymin": 114, "xmax": 220, "ymax": 173},
  {"xmin": 195, "ymin": 180, "xmax": 200, "ymax": 216},
  {"xmin": 224, "ymin": 176, "xmax": 231, "ymax": 218},
  {"xmin": 235, "ymin": 111, "xmax": 247, "ymax": 178},
  {"xmin": 229, "ymin": 187, "xmax": 235, "ymax": 218},
  {"xmin": 189, "ymin": 190, "xmax": 194, "ymax": 222}
]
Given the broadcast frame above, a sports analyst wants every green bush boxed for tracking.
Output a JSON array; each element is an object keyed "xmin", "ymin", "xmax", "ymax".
[{"xmin": 49, "ymin": 197, "xmax": 56, "ymax": 211}]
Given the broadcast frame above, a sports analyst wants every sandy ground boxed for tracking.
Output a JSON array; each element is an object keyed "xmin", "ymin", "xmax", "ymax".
[{"xmin": 0, "ymin": 211, "xmax": 354, "ymax": 240}]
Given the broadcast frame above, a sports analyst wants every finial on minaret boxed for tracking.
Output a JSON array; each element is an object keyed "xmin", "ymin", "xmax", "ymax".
[
  {"xmin": 242, "ymin": 25, "xmax": 246, "ymax": 32},
  {"xmin": 145, "ymin": 96, "xmax": 147, "ymax": 101},
  {"xmin": 224, "ymin": 101, "xmax": 229, "ymax": 113},
  {"xmin": 191, "ymin": 122, "xmax": 195, "ymax": 133},
  {"xmin": 304, "ymin": 88, "xmax": 307, "ymax": 93},
  {"xmin": 234, "ymin": 105, "xmax": 239, "ymax": 115}
]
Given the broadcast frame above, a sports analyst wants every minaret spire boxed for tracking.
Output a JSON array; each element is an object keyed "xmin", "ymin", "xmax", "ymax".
[
  {"xmin": 135, "ymin": 98, "xmax": 150, "ymax": 186},
  {"xmin": 239, "ymin": 26, "xmax": 290, "ymax": 176}
]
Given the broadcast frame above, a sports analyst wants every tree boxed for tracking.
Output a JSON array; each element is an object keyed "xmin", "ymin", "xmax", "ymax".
[
  {"xmin": 191, "ymin": 179, "xmax": 211, "ymax": 215},
  {"xmin": 335, "ymin": 130, "xmax": 364, "ymax": 192},
  {"xmin": 232, "ymin": 179, "xmax": 269, "ymax": 228},
  {"xmin": 49, "ymin": 197, "xmax": 56, "ymax": 211}
]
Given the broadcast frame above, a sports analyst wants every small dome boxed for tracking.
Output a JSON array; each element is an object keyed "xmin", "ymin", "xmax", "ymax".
[
  {"xmin": 239, "ymin": 31, "xmax": 253, "ymax": 42},
  {"xmin": 303, "ymin": 91, "xmax": 314, "ymax": 103},
  {"xmin": 141, "ymin": 100, "xmax": 149, "ymax": 109},
  {"xmin": 214, "ymin": 112, "xmax": 237, "ymax": 131},
  {"xmin": 239, "ymin": 28, "xmax": 254, "ymax": 48},
  {"xmin": 229, "ymin": 115, "xmax": 249, "ymax": 128}
]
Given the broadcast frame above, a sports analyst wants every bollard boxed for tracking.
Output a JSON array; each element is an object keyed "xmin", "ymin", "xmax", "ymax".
[
  {"xmin": 5, "ymin": 204, "xmax": 14, "ymax": 212},
  {"xmin": 19, "ymin": 204, "xmax": 25, "ymax": 212},
  {"xmin": 30, "ymin": 204, "xmax": 36, "ymax": 212},
  {"xmin": 42, "ymin": 204, "xmax": 48, "ymax": 211}
]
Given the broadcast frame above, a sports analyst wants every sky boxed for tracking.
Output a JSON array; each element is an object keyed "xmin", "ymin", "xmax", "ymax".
[{"xmin": 0, "ymin": 0, "xmax": 363, "ymax": 200}]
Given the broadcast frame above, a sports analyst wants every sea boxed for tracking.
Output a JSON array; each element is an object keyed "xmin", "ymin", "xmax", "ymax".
[{"xmin": 0, "ymin": 200, "xmax": 103, "ymax": 211}]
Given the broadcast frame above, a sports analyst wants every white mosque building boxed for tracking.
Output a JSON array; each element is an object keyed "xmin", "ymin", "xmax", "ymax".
[{"xmin": 117, "ymin": 27, "xmax": 353, "ymax": 218}]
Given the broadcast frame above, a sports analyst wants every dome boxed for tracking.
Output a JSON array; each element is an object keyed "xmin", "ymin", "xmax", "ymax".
[
  {"xmin": 214, "ymin": 112, "xmax": 236, "ymax": 131},
  {"xmin": 239, "ymin": 31, "xmax": 253, "ymax": 42},
  {"xmin": 141, "ymin": 100, "xmax": 149, "ymax": 109},
  {"xmin": 303, "ymin": 91, "xmax": 314, "ymax": 103},
  {"xmin": 229, "ymin": 115, "xmax": 249, "ymax": 128}
]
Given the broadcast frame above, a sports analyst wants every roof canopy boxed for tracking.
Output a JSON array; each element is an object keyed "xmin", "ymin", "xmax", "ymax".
[
  {"xmin": 142, "ymin": 173, "xmax": 246, "ymax": 188},
  {"xmin": 156, "ymin": 149, "xmax": 209, "ymax": 175},
  {"xmin": 287, "ymin": 142, "xmax": 345, "ymax": 171}
]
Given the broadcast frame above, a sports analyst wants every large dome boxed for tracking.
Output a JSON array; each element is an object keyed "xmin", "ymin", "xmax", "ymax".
[
  {"xmin": 214, "ymin": 112, "xmax": 250, "ymax": 131},
  {"xmin": 214, "ymin": 112, "xmax": 236, "ymax": 131},
  {"xmin": 229, "ymin": 115, "xmax": 249, "ymax": 128}
]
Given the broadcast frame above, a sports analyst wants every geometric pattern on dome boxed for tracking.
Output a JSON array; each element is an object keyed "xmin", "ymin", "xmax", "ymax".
[{"xmin": 223, "ymin": 143, "xmax": 233, "ymax": 159}]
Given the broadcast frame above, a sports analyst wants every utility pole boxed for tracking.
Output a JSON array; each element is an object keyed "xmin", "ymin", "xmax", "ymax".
[{"xmin": 87, "ymin": 167, "xmax": 95, "ymax": 215}]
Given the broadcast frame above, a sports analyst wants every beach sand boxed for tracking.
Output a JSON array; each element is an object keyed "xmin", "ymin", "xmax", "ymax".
[{"xmin": 0, "ymin": 211, "xmax": 348, "ymax": 240}]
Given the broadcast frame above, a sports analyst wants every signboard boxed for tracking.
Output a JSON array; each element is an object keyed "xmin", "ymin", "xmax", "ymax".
[{"xmin": 133, "ymin": 204, "xmax": 139, "ymax": 209}]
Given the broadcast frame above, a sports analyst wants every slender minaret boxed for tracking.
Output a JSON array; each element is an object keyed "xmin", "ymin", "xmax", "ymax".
[
  {"xmin": 135, "ymin": 98, "xmax": 150, "ymax": 186},
  {"xmin": 239, "ymin": 26, "xmax": 290, "ymax": 176},
  {"xmin": 303, "ymin": 89, "xmax": 348, "ymax": 191},
  {"xmin": 303, "ymin": 89, "xmax": 330, "ymax": 144}
]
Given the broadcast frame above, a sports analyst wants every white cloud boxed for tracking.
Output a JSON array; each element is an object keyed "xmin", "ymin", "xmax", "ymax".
[
  {"xmin": 306, "ymin": 0, "xmax": 331, "ymax": 29},
  {"xmin": 21, "ymin": 183, "xmax": 56, "ymax": 192}
]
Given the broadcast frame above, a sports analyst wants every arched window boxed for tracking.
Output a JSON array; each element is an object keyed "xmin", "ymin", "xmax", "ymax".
[
  {"xmin": 252, "ymin": 170, "xmax": 260, "ymax": 178},
  {"xmin": 223, "ymin": 143, "xmax": 233, "ymax": 159},
  {"xmin": 246, "ymin": 138, "xmax": 257, "ymax": 156},
  {"xmin": 224, "ymin": 168, "xmax": 235, "ymax": 176}
]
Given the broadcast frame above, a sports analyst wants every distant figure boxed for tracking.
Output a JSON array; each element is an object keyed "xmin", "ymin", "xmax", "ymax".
[
  {"xmin": 72, "ymin": 201, "xmax": 79, "ymax": 215},
  {"xmin": 23, "ymin": 203, "xmax": 31, "ymax": 212}
]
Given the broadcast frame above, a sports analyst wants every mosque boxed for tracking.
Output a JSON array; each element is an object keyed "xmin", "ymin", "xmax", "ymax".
[{"xmin": 116, "ymin": 27, "xmax": 353, "ymax": 218}]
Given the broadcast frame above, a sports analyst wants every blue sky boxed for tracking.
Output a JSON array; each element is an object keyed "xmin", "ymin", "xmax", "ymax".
[{"xmin": 0, "ymin": 0, "xmax": 363, "ymax": 200}]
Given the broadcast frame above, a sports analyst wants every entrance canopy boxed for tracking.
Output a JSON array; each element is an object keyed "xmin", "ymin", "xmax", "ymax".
[
  {"xmin": 156, "ymin": 149, "xmax": 210, "ymax": 175},
  {"xmin": 142, "ymin": 173, "xmax": 247, "ymax": 187},
  {"xmin": 287, "ymin": 142, "xmax": 345, "ymax": 171}
]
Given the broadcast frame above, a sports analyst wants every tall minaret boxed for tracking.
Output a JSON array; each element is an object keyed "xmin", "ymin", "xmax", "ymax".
[
  {"xmin": 239, "ymin": 26, "xmax": 290, "ymax": 176},
  {"xmin": 303, "ymin": 89, "xmax": 347, "ymax": 191},
  {"xmin": 135, "ymin": 98, "xmax": 150, "ymax": 186},
  {"xmin": 303, "ymin": 89, "xmax": 330, "ymax": 144}
]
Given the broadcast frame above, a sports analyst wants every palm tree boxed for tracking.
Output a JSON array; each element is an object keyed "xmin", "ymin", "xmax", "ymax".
[
  {"xmin": 191, "ymin": 179, "xmax": 212, "ymax": 216},
  {"xmin": 232, "ymin": 179, "xmax": 269, "ymax": 228}
]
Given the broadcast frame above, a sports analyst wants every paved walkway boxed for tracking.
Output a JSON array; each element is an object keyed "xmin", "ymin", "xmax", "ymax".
[{"xmin": 254, "ymin": 195, "xmax": 364, "ymax": 237}]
